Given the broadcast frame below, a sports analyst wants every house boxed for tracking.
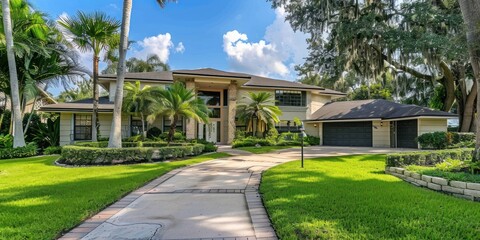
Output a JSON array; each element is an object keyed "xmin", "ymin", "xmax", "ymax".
[
  {"xmin": 1, "ymin": 87, "xmax": 57, "ymax": 114},
  {"xmin": 39, "ymin": 68, "xmax": 455, "ymax": 148}
]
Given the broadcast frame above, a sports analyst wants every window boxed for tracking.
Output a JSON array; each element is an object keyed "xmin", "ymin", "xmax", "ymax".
[
  {"xmin": 74, "ymin": 114, "xmax": 92, "ymax": 140},
  {"xmin": 209, "ymin": 108, "xmax": 221, "ymax": 118},
  {"xmin": 130, "ymin": 117, "xmax": 146, "ymax": 136},
  {"xmin": 198, "ymin": 91, "xmax": 221, "ymax": 106},
  {"xmin": 163, "ymin": 117, "xmax": 184, "ymax": 133},
  {"xmin": 275, "ymin": 90, "xmax": 306, "ymax": 106}
]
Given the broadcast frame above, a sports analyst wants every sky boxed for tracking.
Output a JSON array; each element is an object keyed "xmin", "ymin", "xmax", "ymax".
[{"xmin": 29, "ymin": 0, "xmax": 309, "ymax": 96}]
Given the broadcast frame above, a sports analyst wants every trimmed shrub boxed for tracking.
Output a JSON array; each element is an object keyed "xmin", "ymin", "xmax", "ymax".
[
  {"xmin": 61, "ymin": 146, "xmax": 154, "ymax": 165},
  {"xmin": 449, "ymin": 132, "xmax": 475, "ymax": 144},
  {"xmin": 232, "ymin": 137, "xmax": 275, "ymax": 148},
  {"xmin": 305, "ymin": 135, "xmax": 320, "ymax": 145},
  {"xmin": 44, "ymin": 146, "xmax": 62, "ymax": 155},
  {"xmin": 276, "ymin": 140, "xmax": 308, "ymax": 146},
  {"xmin": 386, "ymin": 148, "xmax": 474, "ymax": 167},
  {"xmin": 0, "ymin": 143, "xmax": 38, "ymax": 160},
  {"xmin": 0, "ymin": 134, "xmax": 13, "ymax": 148},
  {"xmin": 416, "ymin": 132, "xmax": 448, "ymax": 149},
  {"xmin": 147, "ymin": 127, "xmax": 162, "ymax": 138},
  {"xmin": 61, "ymin": 143, "xmax": 205, "ymax": 165}
]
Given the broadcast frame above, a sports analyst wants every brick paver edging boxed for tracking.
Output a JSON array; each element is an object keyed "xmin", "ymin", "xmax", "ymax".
[{"xmin": 245, "ymin": 171, "xmax": 278, "ymax": 240}]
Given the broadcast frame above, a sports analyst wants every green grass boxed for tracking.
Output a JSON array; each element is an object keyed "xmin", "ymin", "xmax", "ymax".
[
  {"xmin": 406, "ymin": 165, "xmax": 480, "ymax": 183},
  {"xmin": 0, "ymin": 152, "xmax": 230, "ymax": 239},
  {"xmin": 261, "ymin": 154, "xmax": 480, "ymax": 239},
  {"xmin": 237, "ymin": 145, "xmax": 296, "ymax": 154}
]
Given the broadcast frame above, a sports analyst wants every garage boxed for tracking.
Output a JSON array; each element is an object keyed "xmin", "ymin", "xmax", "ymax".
[
  {"xmin": 323, "ymin": 121, "xmax": 372, "ymax": 147},
  {"xmin": 395, "ymin": 119, "xmax": 418, "ymax": 148}
]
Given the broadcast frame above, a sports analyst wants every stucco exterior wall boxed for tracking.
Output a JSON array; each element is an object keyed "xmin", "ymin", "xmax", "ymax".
[
  {"xmin": 59, "ymin": 113, "xmax": 73, "ymax": 146},
  {"xmin": 59, "ymin": 112, "xmax": 131, "ymax": 146},
  {"xmin": 307, "ymin": 93, "xmax": 331, "ymax": 119},
  {"xmin": 372, "ymin": 120, "xmax": 390, "ymax": 148},
  {"xmin": 304, "ymin": 122, "xmax": 320, "ymax": 139},
  {"xmin": 418, "ymin": 118, "xmax": 448, "ymax": 136}
]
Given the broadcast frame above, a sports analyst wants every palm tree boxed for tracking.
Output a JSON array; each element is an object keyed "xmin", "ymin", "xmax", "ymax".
[
  {"xmin": 127, "ymin": 54, "xmax": 170, "ymax": 72},
  {"xmin": 237, "ymin": 92, "xmax": 282, "ymax": 136},
  {"xmin": 148, "ymin": 82, "xmax": 209, "ymax": 142},
  {"xmin": 58, "ymin": 11, "xmax": 120, "ymax": 142},
  {"xmin": 109, "ymin": 0, "xmax": 175, "ymax": 148},
  {"xmin": 1, "ymin": 0, "xmax": 25, "ymax": 147},
  {"xmin": 122, "ymin": 81, "xmax": 160, "ymax": 137}
]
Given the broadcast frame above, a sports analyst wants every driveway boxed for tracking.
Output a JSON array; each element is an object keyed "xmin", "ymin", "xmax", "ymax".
[{"xmin": 60, "ymin": 146, "xmax": 411, "ymax": 240}]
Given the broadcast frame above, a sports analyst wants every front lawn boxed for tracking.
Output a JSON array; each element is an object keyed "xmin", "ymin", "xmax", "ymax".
[
  {"xmin": 237, "ymin": 145, "xmax": 296, "ymax": 154},
  {"xmin": 0, "ymin": 152, "xmax": 230, "ymax": 239},
  {"xmin": 261, "ymin": 154, "xmax": 480, "ymax": 239}
]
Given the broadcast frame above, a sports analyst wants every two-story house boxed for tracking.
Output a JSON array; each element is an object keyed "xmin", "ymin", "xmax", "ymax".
[{"xmin": 40, "ymin": 68, "xmax": 455, "ymax": 148}]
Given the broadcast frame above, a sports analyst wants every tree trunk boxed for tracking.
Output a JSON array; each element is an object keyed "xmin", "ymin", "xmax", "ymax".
[
  {"xmin": 439, "ymin": 62, "xmax": 456, "ymax": 111},
  {"xmin": 109, "ymin": 0, "xmax": 132, "ymax": 148},
  {"xmin": 92, "ymin": 55, "xmax": 99, "ymax": 142},
  {"xmin": 458, "ymin": 0, "xmax": 480, "ymax": 159},
  {"xmin": 141, "ymin": 112, "xmax": 146, "ymax": 138},
  {"xmin": 23, "ymin": 96, "xmax": 38, "ymax": 135},
  {"xmin": 168, "ymin": 115, "xmax": 178, "ymax": 143},
  {"xmin": 460, "ymin": 80, "xmax": 477, "ymax": 132},
  {"xmin": 2, "ymin": 0, "xmax": 26, "ymax": 147}
]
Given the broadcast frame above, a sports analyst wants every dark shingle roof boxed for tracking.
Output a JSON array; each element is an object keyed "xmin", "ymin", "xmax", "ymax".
[
  {"xmin": 99, "ymin": 68, "xmax": 346, "ymax": 95},
  {"xmin": 309, "ymin": 99, "xmax": 456, "ymax": 121},
  {"xmin": 39, "ymin": 96, "xmax": 114, "ymax": 112},
  {"xmin": 100, "ymin": 72, "xmax": 173, "ymax": 82}
]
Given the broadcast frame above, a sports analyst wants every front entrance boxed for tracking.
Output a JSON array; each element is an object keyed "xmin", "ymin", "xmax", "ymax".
[{"xmin": 198, "ymin": 121, "xmax": 221, "ymax": 143}]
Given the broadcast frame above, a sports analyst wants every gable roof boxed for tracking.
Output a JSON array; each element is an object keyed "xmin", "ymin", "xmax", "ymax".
[
  {"xmin": 100, "ymin": 71, "xmax": 173, "ymax": 82},
  {"xmin": 173, "ymin": 68, "xmax": 251, "ymax": 79},
  {"xmin": 309, "ymin": 99, "xmax": 456, "ymax": 121}
]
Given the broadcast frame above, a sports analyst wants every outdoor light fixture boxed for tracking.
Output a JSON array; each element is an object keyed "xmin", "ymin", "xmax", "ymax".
[
  {"xmin": 380, "ymin": 121, "xmax": 384, "ymax": 127},
  {"xmin": 313, "ymin": 124, "xmax": 317, "ymax": 127},
  {"xmin": 300, "ymin": 124, "xmax": 306, "ymax": 168}
]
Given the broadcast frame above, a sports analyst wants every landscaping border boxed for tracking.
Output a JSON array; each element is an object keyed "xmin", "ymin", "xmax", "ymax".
[{"xmin": 385, "ymin": 167, "xmax": 480, "ymax": 201}]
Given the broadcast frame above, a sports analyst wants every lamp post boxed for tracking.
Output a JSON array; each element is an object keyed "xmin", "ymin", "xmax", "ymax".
[{"xmin": 299, "ymin": 125, "xmax": 306, "ymax": 168}]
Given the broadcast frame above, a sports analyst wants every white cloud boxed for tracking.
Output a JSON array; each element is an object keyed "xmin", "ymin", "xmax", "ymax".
[
  {"xmin": 175, "ymin": 42, "xmax": 185, "ymax": 53},
  {"xmin": 132, "ymin": 33, "xmax": 176, "ymax": 62},
  {"xmin": 222, "ymin": 8, "xmax": 308, "ymax": 79}
]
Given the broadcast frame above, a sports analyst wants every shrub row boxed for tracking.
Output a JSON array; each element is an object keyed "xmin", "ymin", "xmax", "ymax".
[
  {"xmin": 232, "ymin": 137, "xmax": 275, "ymax": 148},
  {"xmin": 386, "ymin": 148, "xmax": 474, "ymax": 167},
  {"xmin": 61, "ymin": 143, "xmax": 205, "ymax": 165},
  {"xmin": 417, "ymin": 131, "xmax": 476, "ymax": 149},
  {"xmin": 0, "ymin": 143, "xmax": 38, "ymax": 160},
  {"xmin": 74, "ymin": 141, "xmax": 185, "ymax": 148},
  {"xmin": 232, "ymin": 134, "xmax": 317, "ymax": 148}
]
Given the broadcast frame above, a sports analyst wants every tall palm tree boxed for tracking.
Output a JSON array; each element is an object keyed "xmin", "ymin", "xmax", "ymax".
[
  {"xmin": 148, "ymin": 82, "xmax": 209, "ymax": 142},
  {"xmin": 1, "ymin": 0, "xmax": 25, "ymax": 147},
  {"xmin": 109, "ymin": 0, "xmax": 175, "ymax": 148},
  {"xmin": 127, "ymin": 54, "xmax": 170, "ymax": 72},
  {"xmin": 237, "ymin": 92, "xmax": 282, "ymax": 136},
  {"xmin": 58, "ymin": 11, "xmax": 120, "ymax": 142},
  {"xmin": 122, "ymin": 81, "xmax": 160, "ymax": 137}
]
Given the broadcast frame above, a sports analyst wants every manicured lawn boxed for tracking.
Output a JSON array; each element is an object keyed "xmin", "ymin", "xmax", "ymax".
[
  {"xmin": 0, "ymin": 152, "xmax": 229, "ymax": 239},
  {"xmin": 237, "ymin": 145, "xmax": 296, "ymax": 154},
  {"xmin": 261, "ymin": 154, "xmax": 480, "ymax": 239}
]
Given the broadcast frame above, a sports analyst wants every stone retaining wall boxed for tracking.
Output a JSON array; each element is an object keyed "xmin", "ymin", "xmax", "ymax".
[{"xmin": 385, "ymin": 167, "xmax": 480, "ymax": 201}]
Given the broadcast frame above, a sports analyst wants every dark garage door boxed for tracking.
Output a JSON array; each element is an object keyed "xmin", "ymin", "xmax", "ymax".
[
  {"xmin": 323, "ymin": 122, "xmax": 372, "ymax": 147},
  {"xmin": 396, "ymin": 119, "xmax": 418, "ymax": 148}
]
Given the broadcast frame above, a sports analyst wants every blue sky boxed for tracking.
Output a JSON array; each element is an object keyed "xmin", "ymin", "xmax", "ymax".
[{"xmin": 30, "ymin": 0, "xmax": 309, "ymax": 95}]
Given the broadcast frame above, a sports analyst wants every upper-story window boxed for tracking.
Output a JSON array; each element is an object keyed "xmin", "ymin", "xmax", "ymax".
[
  {"xmin": 275, "ymin": 90, "xmax": 306, "ymax": 107},
  {"xmin": 198, "ymin": 91, "xmax": 221, "ymax": 106}
]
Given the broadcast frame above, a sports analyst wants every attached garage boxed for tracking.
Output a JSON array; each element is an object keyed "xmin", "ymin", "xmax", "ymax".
[
  {"xmin": 308, "ymin": 99, "xmax": 456, "ymax": 149},
  {"xmin": 392, "ymin": 119, "xmax": 418, "ymax": 148},
  {"xmin": 323, "ymin": 121, "xmax": 372, "ymax": 147}
]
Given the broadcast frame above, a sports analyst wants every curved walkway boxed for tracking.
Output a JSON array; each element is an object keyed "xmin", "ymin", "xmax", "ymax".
[{"xmin": 60, "ymin": 146, "xmax": 407, "ymax": 240}]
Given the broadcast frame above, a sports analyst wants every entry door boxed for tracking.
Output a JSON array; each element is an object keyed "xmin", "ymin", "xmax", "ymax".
[
  {"xmin": 395, "ymin": 119, "xmax": 418, "ymax": 148},
  {"xmin": 198, "ymin": 122, "xmax": 220, "ymax": 143}
]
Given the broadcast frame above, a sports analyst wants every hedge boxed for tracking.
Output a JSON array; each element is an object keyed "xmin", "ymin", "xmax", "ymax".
[
  {"xmin": 232, "ymin": 137, "xmax": 275, "ymax": 148},
  {"xmin": 0, "ymin": 143, "xmax": 38, "ymax": 160},
  {"xmin": 417, "ymin": 131, "xmax": 476, "ymax": 150},
  {"xmin": 386, "ymin": 148, "xmax": 474, "ymax": 167},
  {"xmin": 74, "ymin": 141, "xmax": 182, "ymax": 148},
  {"xmin": 61, "ymin": 143, "xmax": 205, "ymax": 165}
]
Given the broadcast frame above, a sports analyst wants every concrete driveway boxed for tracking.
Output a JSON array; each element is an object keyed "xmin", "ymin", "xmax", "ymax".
[{"xmin": 60, "ymin": 146, "xmax": 411, "ymax": 240}]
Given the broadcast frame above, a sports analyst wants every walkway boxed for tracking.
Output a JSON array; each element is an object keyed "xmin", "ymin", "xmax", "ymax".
[{"xmin": 60, "ymin": 146, "xmax": 406, "ymax": 240}]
